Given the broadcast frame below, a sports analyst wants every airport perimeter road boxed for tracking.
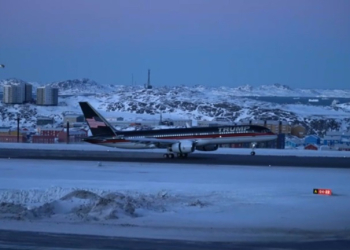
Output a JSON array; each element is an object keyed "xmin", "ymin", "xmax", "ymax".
[
  {"xmin": 0, "ymin": 229, "xmax": 349, "ymax": 250},
  {"xmin": 0, "ymin": 148, "xmax": 349, "ymax": 168}
]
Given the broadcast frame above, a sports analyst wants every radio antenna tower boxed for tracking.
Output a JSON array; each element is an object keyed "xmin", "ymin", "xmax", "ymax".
[{"xmin": 145, "ymin": 69, "xmax": 152, "ymax": 89}]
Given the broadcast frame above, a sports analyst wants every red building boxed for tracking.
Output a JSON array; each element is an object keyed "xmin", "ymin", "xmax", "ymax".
[
  {"xmin": 305, "ymin": 144, "xmax": 318, "ymax": 150},
  {"xmin": 32, "ymin": 135, "xmax": 55, "ymax": 144},
  {"xmin": 0, "ymin": 135, "xmax": 27, "ymax": 143},
  {"xmin": 39, "ymin": 128, "xmax": 63, "ymax": 137},
  {"xmin": 58, "ymin": 129, "xmax": 88, "ymax": 143}
]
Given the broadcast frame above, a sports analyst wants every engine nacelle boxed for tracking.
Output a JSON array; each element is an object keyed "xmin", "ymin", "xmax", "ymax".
[
  {"xmin": 171, "ymin": 140, "xmax": 195, "ymax": 154},
  {"xmin": 195, "ymin": 144, "xmax": 219, "ymax": 151}
]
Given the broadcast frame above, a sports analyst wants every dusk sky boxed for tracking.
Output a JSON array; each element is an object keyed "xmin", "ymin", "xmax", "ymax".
[{"xmin": 0, "ymin": 0, "xmax": 349, "ymax": 88}]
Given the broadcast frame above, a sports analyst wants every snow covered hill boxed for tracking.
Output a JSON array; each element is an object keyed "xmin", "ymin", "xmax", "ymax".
[
  {"xmin": 48, "ymin": 78, "xmax": 114, "ymax": 95},
  {"xmin": 0, "ymin": 79, "xmax": 350, "ymax": 135}
]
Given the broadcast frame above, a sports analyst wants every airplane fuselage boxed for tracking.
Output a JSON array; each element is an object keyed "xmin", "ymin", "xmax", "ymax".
[{"xmin": 83, "ymin": 124, "xmax": 277, "ymax": 149}]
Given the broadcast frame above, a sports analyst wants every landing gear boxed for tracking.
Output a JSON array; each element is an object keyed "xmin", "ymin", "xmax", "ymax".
[
  {"xmin": 177, "ymin": 153, "xmax": 188, "ymax": 158},
  {"xmin": 163, "ymin": 153, "xmax": 175, "ymax": 158},
  {"xmin": 250, "ymin": 142, "xmax": 257, "ymax": 156},
  {"xmin": 163, "ymin": 153, "xmax": 188, "ymax": 159}
]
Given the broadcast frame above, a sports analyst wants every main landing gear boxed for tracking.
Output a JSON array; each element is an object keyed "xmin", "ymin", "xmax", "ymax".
[
  {"xmin": 163, "ymin": 153, "xmax": 188, "ymax": 159},
  {"xmin": 250, "ymin": 142, "xmax": 257, "ymax": 156}
]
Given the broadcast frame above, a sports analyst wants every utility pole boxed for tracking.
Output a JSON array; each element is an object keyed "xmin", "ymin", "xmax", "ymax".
[
  {"xmin": 17, "ymin": 116, "xmax": 20, "ymax": 143},
  {"xmin": 67, "ymin": 121, "xmax": 70, "ymax": 144}
]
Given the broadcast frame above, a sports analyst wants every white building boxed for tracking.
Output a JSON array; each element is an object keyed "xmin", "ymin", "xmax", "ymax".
[
  {"xmin": 2, "ymin": 82, "xmax": 32, "ymax": 104},
  {"xmin": 36, "ymin": 86, "xmax": 59, "ymax": 106}
]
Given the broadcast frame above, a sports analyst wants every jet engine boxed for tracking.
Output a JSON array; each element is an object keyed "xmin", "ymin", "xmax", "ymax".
[
  {"xmin": 195, "ymin": 144, "xmax": 219, "ymax": 151},
  {"xmin": 171, "ymin": 140, "xmax": 195, "ymax": 154}
]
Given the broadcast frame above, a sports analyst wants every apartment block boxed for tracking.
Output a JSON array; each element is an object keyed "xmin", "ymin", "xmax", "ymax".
[{"xmin": 36, "ymin": 86, "xmax": 59, "ymax": 106}]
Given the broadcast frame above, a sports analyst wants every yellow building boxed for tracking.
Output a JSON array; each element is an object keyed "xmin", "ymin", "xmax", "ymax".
[
  {"xmin": 241, "ymin": 120, "xmax": 292, "ymax": 134},
  {"xmin": 291, "ymin": 125, "xmax": 306, "ymax": 138}
]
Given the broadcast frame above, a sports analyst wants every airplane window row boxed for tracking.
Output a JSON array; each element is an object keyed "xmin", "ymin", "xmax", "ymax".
[
  {"xmin": 125, "ymin": 129, "xmax": 271, "ymax": 140},
  {"xmin": 127, "ymin": 132, "xmax": 215, "ymax": 139}
]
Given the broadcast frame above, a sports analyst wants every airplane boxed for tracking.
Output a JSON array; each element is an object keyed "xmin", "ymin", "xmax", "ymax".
[{"xmin": 79, "ymin": 102, "xmax": 278, "ymax": 158}]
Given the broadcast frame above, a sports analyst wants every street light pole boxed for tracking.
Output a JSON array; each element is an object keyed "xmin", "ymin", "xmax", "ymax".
[{"xmin": 17, "ymin": 116, "xmax": 20, "ymax": 143}]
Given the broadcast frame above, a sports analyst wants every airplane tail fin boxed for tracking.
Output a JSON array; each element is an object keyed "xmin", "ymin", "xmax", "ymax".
[{"xmin": 79, "ymin": 102, "xmax": 117, "ymax": 137}]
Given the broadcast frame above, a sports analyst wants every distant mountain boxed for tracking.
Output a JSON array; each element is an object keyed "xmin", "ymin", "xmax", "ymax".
[{"xmin": 229, "ymin": 83, "xmax": 350, "ymax": 97}]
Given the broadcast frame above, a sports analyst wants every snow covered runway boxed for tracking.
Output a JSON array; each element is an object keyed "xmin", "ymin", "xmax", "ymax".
[{"xmin": 0, "ymin": 159, "xmax": 349, "ymax": 242}]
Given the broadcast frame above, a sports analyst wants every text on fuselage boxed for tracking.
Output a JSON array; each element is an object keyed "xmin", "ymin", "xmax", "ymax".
[{"xmin": 219, "ymin": 126, "xmax": 249, "ymax": 133}]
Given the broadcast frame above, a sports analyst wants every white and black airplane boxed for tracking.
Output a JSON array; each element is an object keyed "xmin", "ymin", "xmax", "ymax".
[{"xmin": 79, "ymin": 102, "xmax": 277, "ymax": 158}]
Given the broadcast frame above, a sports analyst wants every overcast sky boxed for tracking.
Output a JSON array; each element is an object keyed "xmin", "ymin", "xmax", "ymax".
[{"xmin": 0, "ymin": 0, "xmax": 349, "ymax": 88}]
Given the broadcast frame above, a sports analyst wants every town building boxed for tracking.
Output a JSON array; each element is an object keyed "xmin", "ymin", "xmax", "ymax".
[
  {"xmin": 25, "ymin": 83, "xmax": 33, "ymax": 102},
  {"xmin": 36, "ymin": 116, "xmax": 55, "ymax": 126},
  {"xmin": 58, "ymin": 129, "xmax": 88, "ymax": 143},
  {"xmin": 0, "ymin": 126, "xmax": 12, "ymax": 135},
  {"xmin": 39, "ymin": 128, "xmax": 63, "ymax": 137},
  {"xmin": 324, "ymin": 131, "xmax": 350, "ymax": 145},
  {"xmin": 304, "ymin": 135, "xmax": 320, "ymax": 145},
  {"xmin": 0, "ymin": 126, "xmax": 26, "ymax": 137},
  {"xmin": 36, "ymin": 86, "xmax": 59, "ymax": 106},
  {"xmin": 285, "ymin": 136, "xmax": 304, "ymax": 148},
  {"xmin": 2, "ymin": 82, "xmax": 32, "ymax": 104},
  {"xmin": 334, "ymin": 144, "xmax": 350, "ymax": 151},
  {"xmin": 305, "ymin": 144, "xmax": 319, "ymax": 150},
  {"xmin": 63, "ymin": 114, "xmax": 85, "ymax": 127},
  {"xmin": 0, "ymin": 135, "xmax": 27, "ymax": 143},
  {"xmin": 291, "ymin": 125, "xmax": 306, "ymax": 138},
  {"xmin": 238, "ymin": 119, "xmax": 292, "ymax": 134},
  {"xmin": 31, "ymin": 135, "xmax": 55, "ymax": 144},
  {"xmin": 323, "ymin": 135, "xmax": 342, "ymax": 146}
]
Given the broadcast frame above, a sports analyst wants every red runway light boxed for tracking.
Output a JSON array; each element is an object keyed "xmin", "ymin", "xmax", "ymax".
[{"xmin": 313, "ymin": 189, "xmax": 332, "ymax": 195}]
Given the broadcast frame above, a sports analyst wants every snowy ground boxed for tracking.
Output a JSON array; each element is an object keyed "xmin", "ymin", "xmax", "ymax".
[{"xmin": 0, "ymin": 159, "xmax": 349, "ymax": 242}]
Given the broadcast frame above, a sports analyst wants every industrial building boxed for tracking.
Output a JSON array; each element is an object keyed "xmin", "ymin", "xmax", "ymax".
[
  {"xmin": 63, "ymin": 114, "xmax": 85, "ymax": 127},
  {"xmin": 58, "ymin": 129, "xmax": 88, "ymax": 143},
  {"xmin": 32, "ymin": 135, "xmax": 55, "ymax": 144},
  {"xmin": 241, "ymin": 120, "xmax": 291, "ymax": 134},
  {"xmin": 36, "ymin": 86, "xmax": 59, "ymax": 106},
  {"xmin": 0, "ymin": 126, "xmax": 27, "ymax": 142},
  {"xmin": 36, "ymin": 116, "xmax": 55, "ymax": 126}
]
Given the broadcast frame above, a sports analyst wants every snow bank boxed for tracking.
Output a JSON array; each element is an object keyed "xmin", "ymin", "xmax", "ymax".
[{"xmin": 0, "ymin": 188, "xmax": 203, "ymax": 222}]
